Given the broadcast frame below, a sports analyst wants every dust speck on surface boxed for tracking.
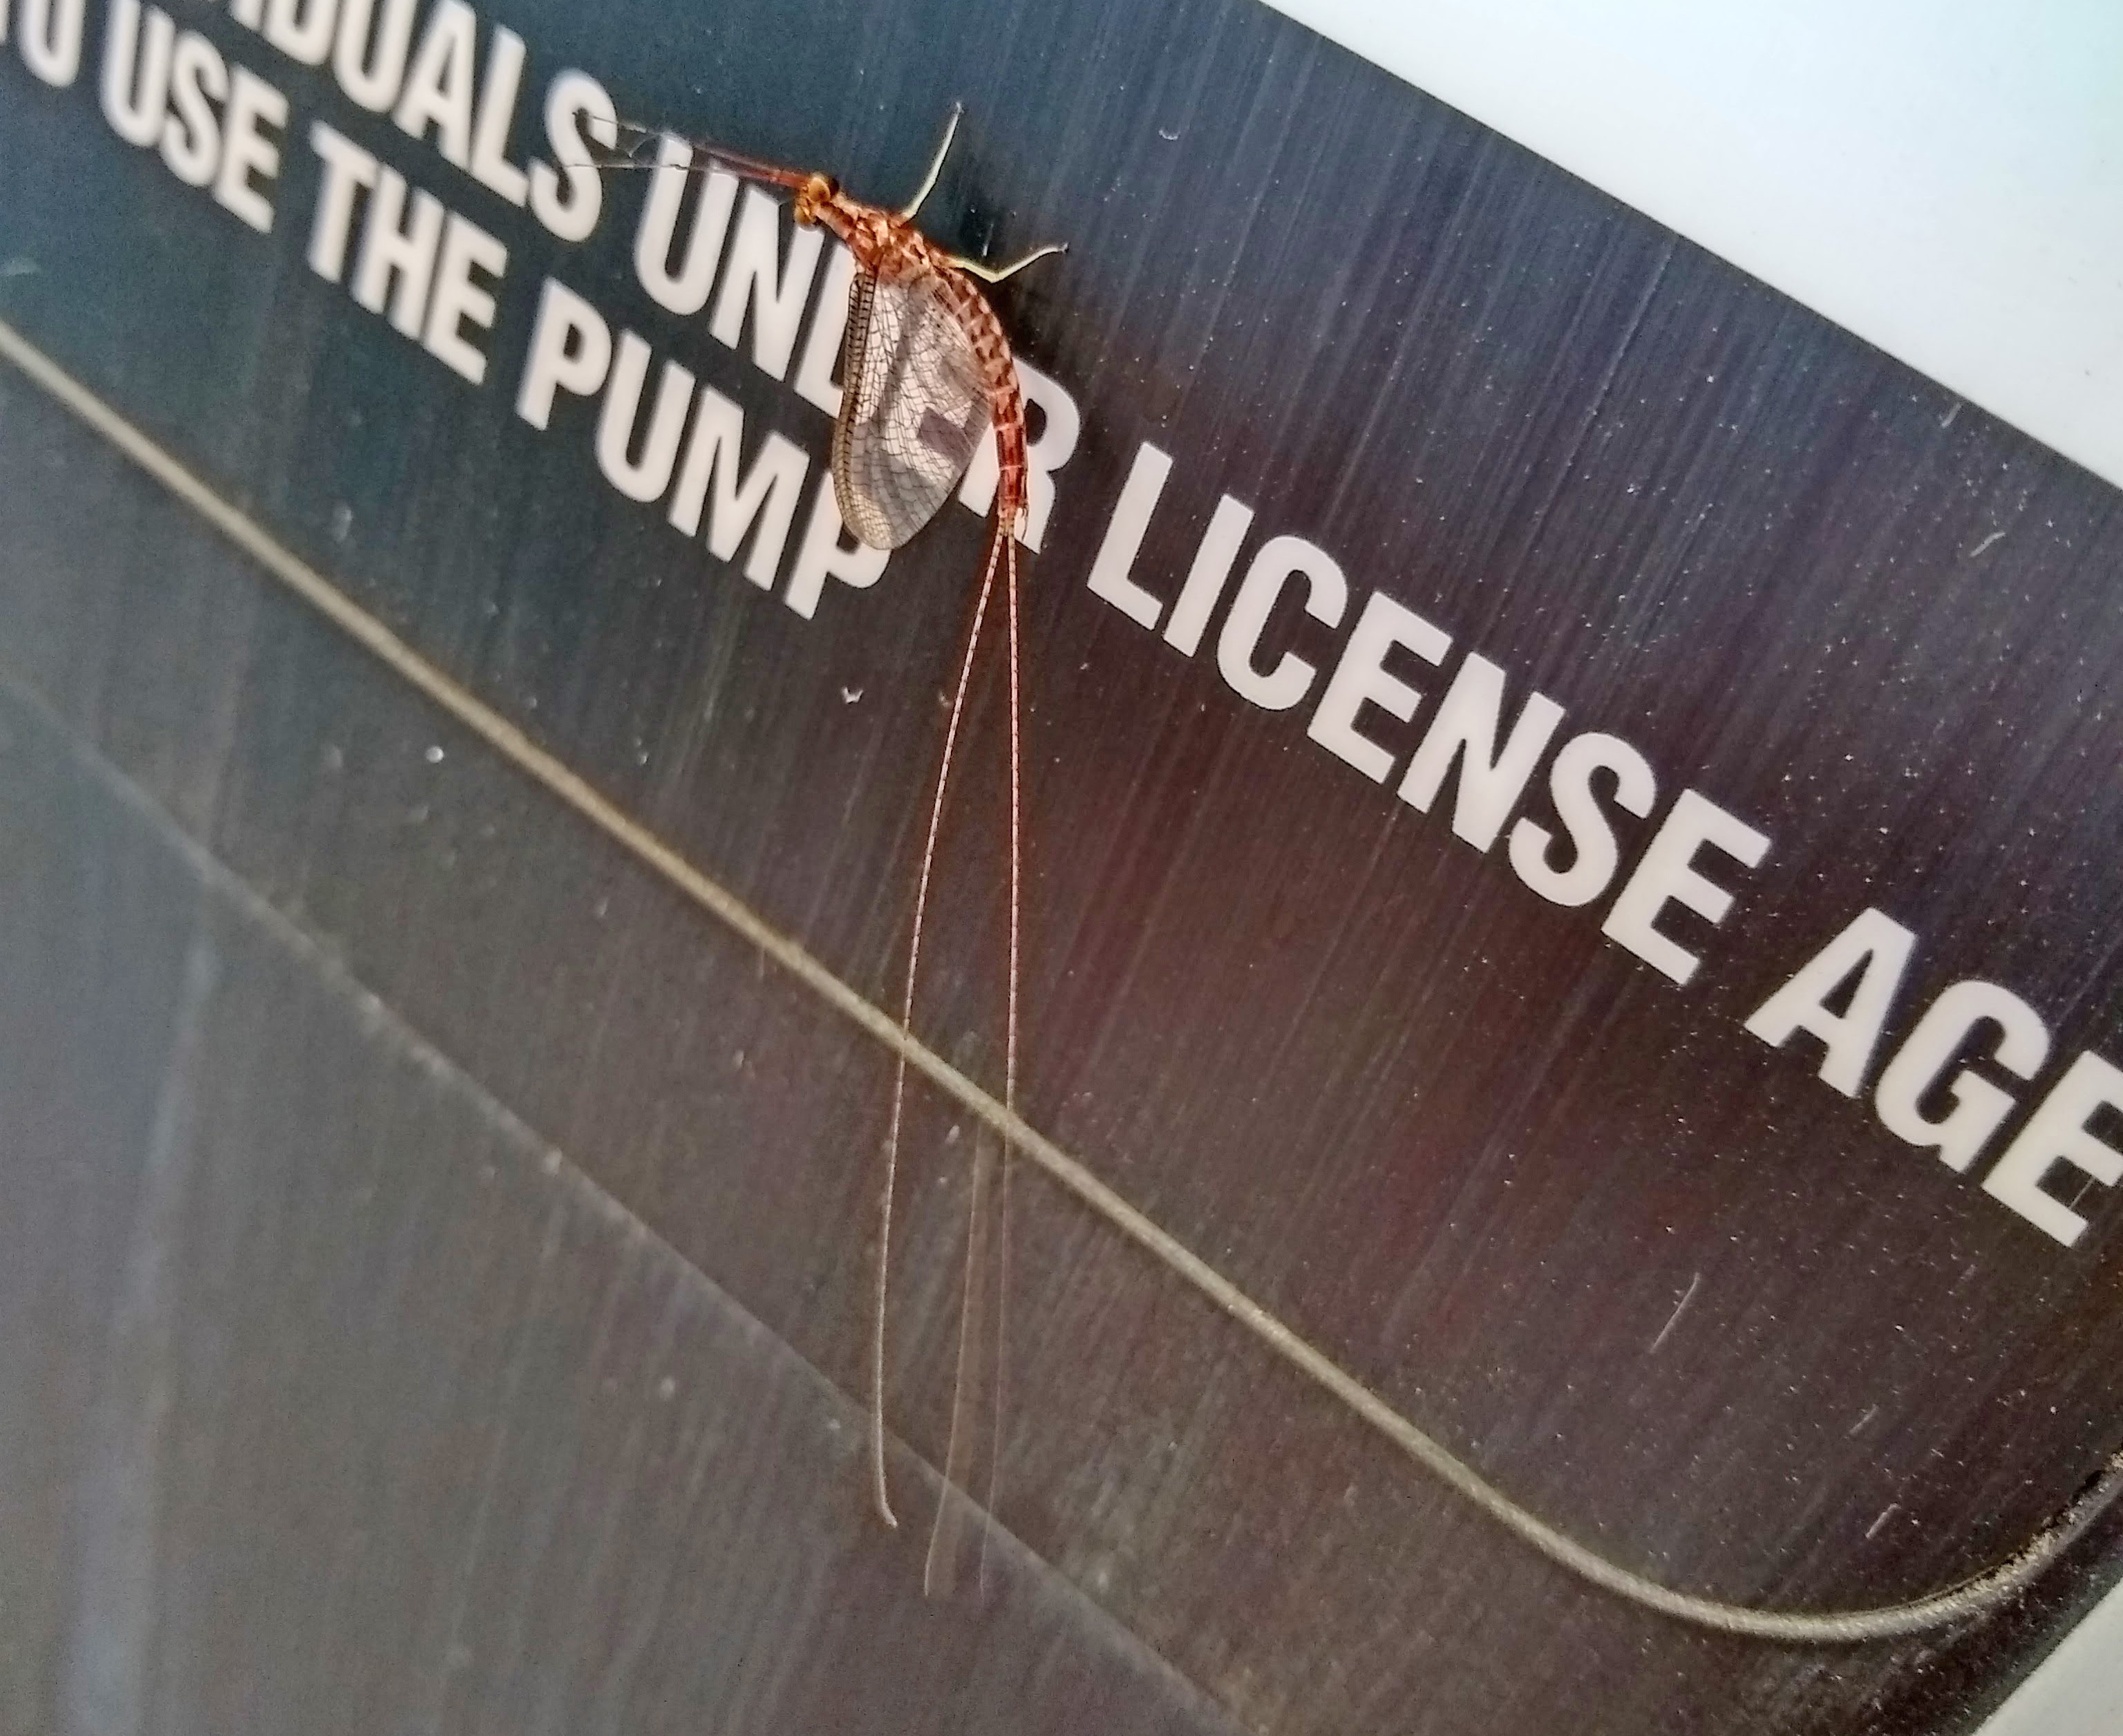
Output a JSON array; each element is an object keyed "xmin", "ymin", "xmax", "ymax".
[{"xmin": 1865, "ymin": 1504, "xmax": 1903, "ymax": 1540}]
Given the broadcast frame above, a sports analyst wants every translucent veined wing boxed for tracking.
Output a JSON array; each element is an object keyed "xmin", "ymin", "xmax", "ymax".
[{"xmin": 833, "ymin": 265, "xmax": 993, "ymax": 551}]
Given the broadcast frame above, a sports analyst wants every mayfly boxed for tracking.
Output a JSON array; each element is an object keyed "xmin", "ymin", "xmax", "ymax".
[{"xmin": 599, "ymin": 107, "xmax": 1063, "ymax": 1581}]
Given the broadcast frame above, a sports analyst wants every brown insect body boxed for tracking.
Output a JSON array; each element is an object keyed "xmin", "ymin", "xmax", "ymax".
[
  {"xmin": 794, "ymin": 177, "xmax": 1030, "ymax": 545},
  {"xmin": 605, "ymin": 110, "xmax": 1060, "ymax": 1590},
  {"xmin": 763, "ymin": 130, "xmax": 1060, "ymax": 1584}
]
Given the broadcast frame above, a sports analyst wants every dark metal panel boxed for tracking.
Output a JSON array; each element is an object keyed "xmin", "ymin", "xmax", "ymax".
[
  {"xmin": 0, "ymin": 677, "xmax": 1243, "ymax": 1736},
  {"xmin": 3, "ymin": 0, "xmax": 2122, "ymax": 1726},
  {"xmin": 0, "ymin": 348, "xmax": 2107, "ymax": 1735}
]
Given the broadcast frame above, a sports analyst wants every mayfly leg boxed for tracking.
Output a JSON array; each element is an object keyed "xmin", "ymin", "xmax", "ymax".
[
  {"xmin": 947, "ymin": 244, "xmax": 1068, "ymax": 285},
  {"xmin": 872, "ymin": 498, "xmax": 1009, "ymax": 1531},
  {"xmin": 988, "ymin": 524, "xmax": 1024, "ymax": 1588},
  {"xmin": 900, "ymin": 104, "xmax": 964, "ymax": 223},
  {"xmin": 902, "ymin": 103, "xmax": 1066, "ymax": 285},
  {"xmin": 923, "ymin": 1123, "xmax": 997, "ymax": 1595},
  {"xmin": 921, "ymin": 521, "xmax": 1023, "ymax": 1597}
]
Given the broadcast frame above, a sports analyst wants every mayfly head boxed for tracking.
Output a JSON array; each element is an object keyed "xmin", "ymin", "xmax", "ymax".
[{"xmin": 791, "ymin": 172, "xmax": 838, "ymax": 226}]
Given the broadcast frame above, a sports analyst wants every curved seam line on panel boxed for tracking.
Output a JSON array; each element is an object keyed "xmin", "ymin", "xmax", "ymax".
[
  {"xmin": 8, "ymin": 671, "xmax": 1239, "ymax": 1733},
  {"xmin": 5, "ymin": 314, "xmax": 2117, "ymax": 1644}
]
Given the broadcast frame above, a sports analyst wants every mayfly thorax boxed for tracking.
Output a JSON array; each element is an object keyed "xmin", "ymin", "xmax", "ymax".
[{"xmin": 599, "ymin": 106, "xmax": 1063, "ymax": 1587}]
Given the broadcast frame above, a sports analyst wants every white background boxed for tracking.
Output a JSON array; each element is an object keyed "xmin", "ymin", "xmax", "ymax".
[
  {"xmin": 1264, "ymin": 0, "xmax": 2123, "ymax": 491},
  {"xmin": 1973, "ymin": 1575, "xmax": 2123, "ymax": 1735}
]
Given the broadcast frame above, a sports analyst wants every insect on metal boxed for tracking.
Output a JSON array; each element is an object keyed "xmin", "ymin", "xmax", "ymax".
[{"xmin": 600, "ymin": 106, "xmax": 1063, "ymax": 1584}]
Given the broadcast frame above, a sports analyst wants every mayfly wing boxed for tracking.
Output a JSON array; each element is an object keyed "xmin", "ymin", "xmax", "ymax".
[{"xmin": 833, "ymin": 265, "xmax": 993, "ymax": 551}]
